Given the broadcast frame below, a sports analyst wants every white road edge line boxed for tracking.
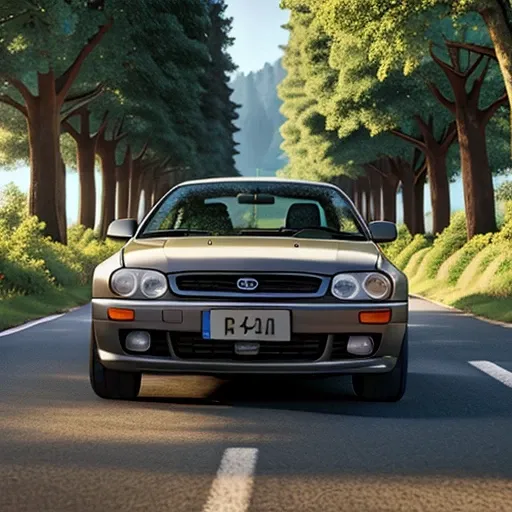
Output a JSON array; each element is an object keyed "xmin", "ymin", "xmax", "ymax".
[
  {"xmin": 469, "ymin": 361, "xmax": 512, "ymax": 389},
  {"xmin": 202, "ymin": 448, "xmax": 259, "ymax": 512},
  {"xmin": 0, "ymin": 314, "xmax": 64, "ymax": 338}
]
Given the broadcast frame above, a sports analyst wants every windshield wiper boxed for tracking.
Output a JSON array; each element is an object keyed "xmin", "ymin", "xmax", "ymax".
[
  {"xmin": 290, "ymin": 227, "xmax": 367, "ymax": 240},
  {"xmin": 140, "ymin": 229, "xmax": 212, "ymax": 238}
]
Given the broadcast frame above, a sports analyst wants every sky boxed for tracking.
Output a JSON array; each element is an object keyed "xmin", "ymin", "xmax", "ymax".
[{"xmin": 225, "ymin": 0, "xmax": 290, "ymax": 75}]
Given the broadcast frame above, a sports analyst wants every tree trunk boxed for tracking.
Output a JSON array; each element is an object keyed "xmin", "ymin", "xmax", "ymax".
[
  {"xmin": 99, "ymin": 151, "xmax": 117, "ymax": 238},
  {"xmin": 369, "ymin": 173, "xmax": 382, "ymax": 221},
  {"xmin": 481, "ymin": 3, "xmax": 512, "ymax": 156},
  {"xmin": 401, "ymin": 171, "xmax": 416, "ymax": 235},
  {"xmin": 414, "ymin": 171, "xmax": 426, "ymax": 235},
  {"xmin": 382, "ymin": 179, "xmax": 397, "ymax": 223},
  {"xmin": 128, "ymin": 163, "xmax": 142, "ymax": 220},
  {"xmin": 76, "ymin": 138, "xmax": 96, "ymax": 229},
  {"xmin": 352, "ymin": 180, "xmax": 360, "ymax": 211},
  {"xmin": 429, "ymin": 42, "xmax": 503, "ymax": 238},
  {"xmin": 27, "ymin": 72, "xmax": 62, "ymax": 243},
  {"xmin": 116, "ymin": 167, "xmax": 129, "ymax": 219},
  {"xmin": 425, "ymin": 150, "xmax": 451, "ymax": 235},
  {"xmin": 56, "ymin": 156, "xmax": 67, "ymax": 244},
  {"xmin": 457, "ymin": 114, "xmax": 497, "ymax": 237}
]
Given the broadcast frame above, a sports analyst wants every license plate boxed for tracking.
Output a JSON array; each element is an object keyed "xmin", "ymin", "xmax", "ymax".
[{"xmin": 202, "ymin": 310, "xmax": 291, "ymax": 341}]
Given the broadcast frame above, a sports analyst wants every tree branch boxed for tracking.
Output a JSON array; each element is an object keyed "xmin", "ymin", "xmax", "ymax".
[
  {"xmin": 56, "ymin": 19, "xmax": 113, "ymax": 104},
  {"xmin": 390, "ymin": 128, "xmax": 426, "ymax": 150},
  {"xmin": 441, "ymin": 121, "xmax": 458, "ymax": 151},
  {"xmin": 427, "ymin": 81, "xmax": 456, "ymax": 113},
  {"xmin": 465, "ymin": 53, "xmax": 485, "ymax": 79},
  {"xmin": 366, "ymin": 163, "xmax": 387, "ymax": 179},
  {"xmin": 445, "ymin": 40, "xmax": 497, "ymax": 60},
  {"xmin": 414, "ymin": 161, "xmax": 428, "ymax": 185},
  {"xmin": 0, "ymin": 94, "xmax": 27, "ymax": 116},
  {"xmin": 469, "ymin": 57, "xmax": 491, "ymax": 106},
  {"xmin": 1, "ymin": 75, "xmax": 34, "ymax": 105},
  {"xmin": 482, "ymin": 91, "xmax": 509, "ymax": 125},
  {"xmin": 429, "ymin": 42, "xmax": 465, "ymax": 79},
  {"xmin": 61, "ymin": 120, "xmax": 80, "ymax": 141},
  {"xmin": 63, "ymin": 83, "xmax": 104, "ymax": 104},
  {"xmin": 60, "ymin": 85, "xmax": 104, "ymax": 123},
  {"xmin": 134, "ymin": 140, "xmax": 150, "ymax": 162}
]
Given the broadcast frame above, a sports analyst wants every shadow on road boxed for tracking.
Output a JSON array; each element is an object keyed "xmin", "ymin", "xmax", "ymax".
[{"xmin": 134, "ymin": 369, "xmax": 512, "ymax": 420}]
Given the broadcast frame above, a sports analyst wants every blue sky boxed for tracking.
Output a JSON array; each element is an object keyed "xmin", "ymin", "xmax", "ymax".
[{"xmin": 225, "ymin": 0, "xmax": 290, "ymax": 74}]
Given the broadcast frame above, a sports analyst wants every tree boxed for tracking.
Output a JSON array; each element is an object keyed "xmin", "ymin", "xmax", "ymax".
[
  {"xmin": 282, "ymin": 1, "xmax": 511, "ymax": 238},
  {"xmin": 0, "ymin": 1, "xmax": 115, "ymax": 241}
]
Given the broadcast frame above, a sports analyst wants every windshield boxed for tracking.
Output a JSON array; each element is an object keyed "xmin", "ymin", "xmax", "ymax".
[{"xmin": 139, "ymin": 181, "xmax": 366, "ymax": 239}]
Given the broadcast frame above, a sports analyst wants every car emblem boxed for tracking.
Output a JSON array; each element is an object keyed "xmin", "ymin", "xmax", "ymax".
[{"xmin": 237, "ymin": 277, "xmax": 259, "ymax": 291}]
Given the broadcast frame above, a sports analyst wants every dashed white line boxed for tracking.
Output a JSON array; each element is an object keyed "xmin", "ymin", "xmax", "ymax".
[
  {"xmin": 202, "ymin": 448, "xmax": 259, "ymax": 512},
  {"xmin": 0, "ymin": 314, "xmax": 64, "ymax": 338},
  {"xmin": 469, "ymin": 361, "xmax": 512, "ymax": 389}
]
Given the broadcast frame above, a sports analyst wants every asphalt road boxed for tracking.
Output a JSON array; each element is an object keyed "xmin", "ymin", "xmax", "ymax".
[{"xmin": 1, "ymin": 298, "xmax": 512, "ymax": 512}]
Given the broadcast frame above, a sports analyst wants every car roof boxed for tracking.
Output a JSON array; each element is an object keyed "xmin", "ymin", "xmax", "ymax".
[{"xmin": 175, "ymin": 176, "xmax": 339, "ymax": 190}]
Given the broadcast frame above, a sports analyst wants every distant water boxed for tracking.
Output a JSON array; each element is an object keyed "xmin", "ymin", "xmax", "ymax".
[{"xmin": 1, "ymin": 165, "xmax": 511, "ymax": 229}]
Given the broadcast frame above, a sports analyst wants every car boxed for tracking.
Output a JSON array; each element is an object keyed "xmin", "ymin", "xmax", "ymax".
[{"xmin": 90, "ymin": 177, "xmax": 408, "ymax": 402}]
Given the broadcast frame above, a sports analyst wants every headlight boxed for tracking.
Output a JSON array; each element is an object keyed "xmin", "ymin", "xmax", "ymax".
[
  {"xmin": 331, "ymin": 272, "xmax": 392, "ymax": 301},
  {"xmin": 110, "ymin": 269, "xmax": 168, "ymax": 299},
  {"xmin": 140, "ymin": 271, "xmax": 167, "ymax": 299},
  {"xmin": 363, "ymin": 273, "xmax": 392, "ymax": 300},
  {"xmin": 331, "ymin": 274, "xmax": 360, "ymax": 300},
  {"xmin": 111, "ymin": 269, "xmax": 138, "ymax": 297}
]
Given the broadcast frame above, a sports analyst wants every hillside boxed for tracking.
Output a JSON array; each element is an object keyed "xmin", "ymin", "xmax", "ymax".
[{"xmin": 230, "ymin": 59, "xmax": 287, "ymax": 176}]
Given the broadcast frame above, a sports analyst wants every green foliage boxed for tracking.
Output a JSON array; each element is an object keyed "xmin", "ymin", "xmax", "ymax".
[
  {"xmin": 0, "ymin": 185, "xmax": 120, "ymax": 297},
  {"xmin": 492, "ymin": 201, "xmax": 512, "ymax": 244},
  {"xmin": 421, "ymin": 211, "xmax": 468, "ymax": 279},
  {"xmin": 395, "ymin": 234, "xmax": 433, "ymax": 270},
  {"xmin": 0, "ymin": 182, "xmax": 28, "ymax": 230},
  {"xmin": 380, "ymin": 224, "xmax": 413, "ymax": 262},
  {"xmin": 447, "ymin": 233, "xmax": 494, "ymax": 284},
  {"xmin": 496, "ymin": 182, "xmax": 512, "ymax": 202}
]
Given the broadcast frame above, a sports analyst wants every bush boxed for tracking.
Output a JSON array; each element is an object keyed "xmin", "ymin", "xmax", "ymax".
[
  {"xmin": 496, "ymin": 182, "xmax": 512, "ymax": 202},
  {"xmin": 381, "ymin": 224, "xmax": 413, "ymax": 262},
  {"xmin": 394, "ymin": 234, "xmax": 432, "ymax": 270},
  {"xmin": 447, "ymin": 233, "xmax": 494, "ymax": 285},
  {"xmin": 0, "ymin": 182, "xmax": 28, "ymax": 231},
  {"xmin": 0, "ymin": 184, "xmax": 120, "ymax": 297},
  {"xmin": 493, "ymin": 201, "xmax": 512, "ymax": 244},
  {"xmin": 421, "ymin": 211, "xmax": 468, "ymax": 279}
]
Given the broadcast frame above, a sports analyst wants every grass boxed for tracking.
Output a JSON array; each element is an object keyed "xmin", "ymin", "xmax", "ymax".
[
  {"xmin": 450, "ymin": 294, "xmax": 512, "ymax": 323},
  {"xmin": 0, "ymin": 285, "xmax": 91, "ymax": 331}
]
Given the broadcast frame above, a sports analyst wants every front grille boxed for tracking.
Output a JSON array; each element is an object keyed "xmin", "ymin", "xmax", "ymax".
[
  {"xmin": 171, "ymin": 332, "xmax": 328, "ymax": 362},
  {"xmin": 330, "ymin": 334, "xmax": 382, "ymax": 360},
  {"xmin": 172, "ymin": 273, "xmax": 324, "ymax": 296}
]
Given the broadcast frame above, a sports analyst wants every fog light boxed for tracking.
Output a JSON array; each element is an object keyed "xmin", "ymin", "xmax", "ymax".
[
  {"xmin": 125, "ymin": 331, "xmax": 151, "ymax": 352},
  {"xmin": 347, "ymin": 336, "xmax": 374, "ymax": 356}
]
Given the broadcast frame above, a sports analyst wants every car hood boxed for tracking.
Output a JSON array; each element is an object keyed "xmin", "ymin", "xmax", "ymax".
[{"xmin": 122, "ymin": 237, "xmax": 380, "ymax": 275}]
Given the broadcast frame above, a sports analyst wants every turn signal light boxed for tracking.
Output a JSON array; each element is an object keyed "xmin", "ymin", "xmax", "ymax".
[
  {"xmin": 108, "ymin": 308, "xmax": 135, "ymax": 321},
  {"xmin": 359, "ymin": 309, "xmax": 391, "ymax": 324}
]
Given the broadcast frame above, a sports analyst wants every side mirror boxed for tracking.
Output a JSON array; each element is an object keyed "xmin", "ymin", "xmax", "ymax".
[
  {"xmin": 368, "ymin": 221, "xmax": 397, "ymax": 243},
  {"xmin": 106, "ymin": 219, "xmax": 138, "ymax": 240}
]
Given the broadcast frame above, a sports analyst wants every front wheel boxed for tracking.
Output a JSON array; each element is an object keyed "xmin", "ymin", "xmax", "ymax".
[
  {"xmin": 352, "ymin": 331, "xmax": 408, "ymax": 402},
  {"xmin": 89, "ymin": 329, "xmax": 141, "ymax": 400}
]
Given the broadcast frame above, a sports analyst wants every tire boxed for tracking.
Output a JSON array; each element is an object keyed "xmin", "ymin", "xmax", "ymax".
[
  {"xmin": 352, "ymin": 331, "xmax": 408, "ymax": 402},
  {"xmin": 89, "ymin": 329, "xmax": 141, "ymax": 400}
]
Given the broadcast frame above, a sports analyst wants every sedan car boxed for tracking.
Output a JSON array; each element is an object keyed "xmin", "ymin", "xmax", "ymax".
[{"xmin": 90, "ymin": 178, "xmax": 408, "ymax": 402}]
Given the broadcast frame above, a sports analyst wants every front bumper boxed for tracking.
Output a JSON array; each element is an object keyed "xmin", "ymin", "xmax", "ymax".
[{"xmin": 92, "ymin": 299, "xmax": 408, "ymax": 376}]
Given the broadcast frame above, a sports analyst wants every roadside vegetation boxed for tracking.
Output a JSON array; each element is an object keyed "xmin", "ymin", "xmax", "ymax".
[
  {"xmin": 0, "ymin": 184, "xmax": 120, "ymax": 330},
  {"xmin": 382, "ymin": 194, "xmax": 512, "ymax": 323},
  {"xmin": 278, "ymin": 1, "xmax": 512, "ymax": 323}
]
